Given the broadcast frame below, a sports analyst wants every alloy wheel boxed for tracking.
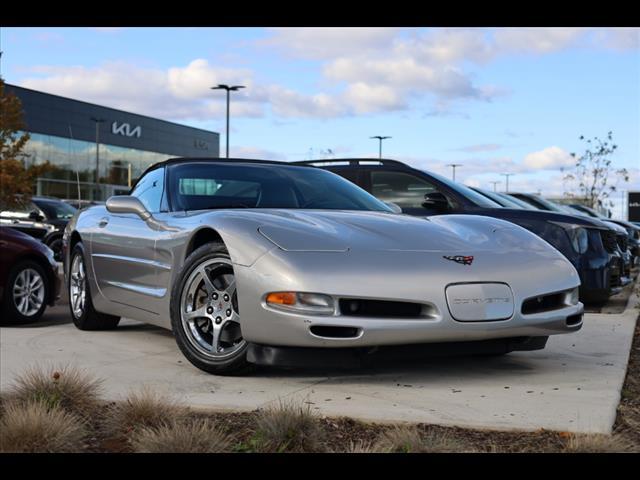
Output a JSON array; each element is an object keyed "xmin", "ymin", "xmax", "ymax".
[
  {"xmin": 180, "ymin": 257, "xmax": 244, "ymax": 359},
  {"xmin": 70, "ymin": 253, "xmax": 86, "ymax": 318},
  {"xmin": 13, "ymin": 268, "xmax": 45, "ymax": 317}
]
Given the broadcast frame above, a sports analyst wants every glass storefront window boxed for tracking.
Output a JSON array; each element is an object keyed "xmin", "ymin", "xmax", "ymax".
[{"xmin": 20, "ymin": 132, "xmax": 173, "ymax": 201}]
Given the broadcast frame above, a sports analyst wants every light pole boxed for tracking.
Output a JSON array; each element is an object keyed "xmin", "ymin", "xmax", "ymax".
[
  {"xmin": 501, "ymin": 173, "xmax": 514, "ymax": 193},
  {"xmin": 489, "ymin": 181, "xmax": 501, "ymax": 192},
  {"xmin": 370, "ymin": 136, "xmax": 391, "ymax": 159},
  {"xmin": 90, "ymin": 117, "xmax": 105, "ymax": 198},
  {"xmin": 446, "ymin": 163, "xmax": 463, "ymax": 182},
  {"xmin": 211, "ymin": 84, "xmax": 245, "ymax": 158}
]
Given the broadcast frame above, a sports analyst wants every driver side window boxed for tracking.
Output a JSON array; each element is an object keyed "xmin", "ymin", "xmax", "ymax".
[{"xmin": 371, "ymin": 171, "xmax": 440, "ymax": 209}]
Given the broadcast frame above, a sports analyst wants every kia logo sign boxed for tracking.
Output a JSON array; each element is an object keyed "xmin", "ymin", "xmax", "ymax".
[
  {"xmin": 112, "ymin": 121, "xmax": 142, "ymax": 138},
  {"xmin": 194, "ymin": 139, "xmax": 209, "ymax": 150},
  {"xmin": 629, "ymin": 192, "xmax": 640, "ymax": 222}
]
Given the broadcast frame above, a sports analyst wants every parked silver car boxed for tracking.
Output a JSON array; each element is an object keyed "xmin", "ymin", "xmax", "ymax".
[{"xmin": 63, "ymin": 159, "xmax": 584, "ymax": 375}]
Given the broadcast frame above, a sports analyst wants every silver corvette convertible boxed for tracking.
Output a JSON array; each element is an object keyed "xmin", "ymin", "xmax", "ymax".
[{"xmin": 63, "ymin": 159, "xmax": 584, "ymax": 374}]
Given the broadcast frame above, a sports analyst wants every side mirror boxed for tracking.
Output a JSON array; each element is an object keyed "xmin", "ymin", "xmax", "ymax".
[
  {"xmin": 385, "ymin": 202, "xmax": 403, "ymax": 214},
  {"xmin": 28, "ymin": 210, "xmax": 44, "ymax": 221},
  {"xmin": 422, "ymin": 192, "xmax": 449, "ymax": 211},
  {"xmin": 106, "ymin": 196, "xmax": 151, "ymax": 220}
]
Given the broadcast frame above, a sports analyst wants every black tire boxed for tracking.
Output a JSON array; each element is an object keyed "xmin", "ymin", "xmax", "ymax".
[
  {"xmin": 170, "ymin": 242, "xmax": 253, "ymax": 376},
  {"xmin": 68, "ymin": 242, "xmax": 120, "ymax": 331},
  {"xmin": 1, "ymin": 260, "xmax": 49, "ymax": 325},
  {"xmin": 46, "ymin": 235, "xmax": 63, "ymax": 262}
]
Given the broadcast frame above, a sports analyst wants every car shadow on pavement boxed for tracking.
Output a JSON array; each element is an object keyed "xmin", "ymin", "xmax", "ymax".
[{"xmin": 252, "ymin": 353, "xmax": 540, "ymax": 380}]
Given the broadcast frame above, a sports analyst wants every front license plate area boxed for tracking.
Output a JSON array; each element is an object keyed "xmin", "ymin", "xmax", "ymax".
[{"xmin": 445, "ymin": 283, "xmax": 514, "ymax": 322}]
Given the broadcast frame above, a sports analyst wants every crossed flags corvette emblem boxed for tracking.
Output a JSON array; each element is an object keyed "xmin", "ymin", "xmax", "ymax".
[{"xmin": 443, "ymin": 255, "xmax": 474, "ymax": 266}]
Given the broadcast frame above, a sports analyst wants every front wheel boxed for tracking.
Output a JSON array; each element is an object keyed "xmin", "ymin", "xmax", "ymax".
[
  {"xmin": 1, "ymin": 260, "xmax": 49, "ymax": 325},
  {"xmin": 170, "ymin": 243, "xmax": 252, "ymax": 375}
]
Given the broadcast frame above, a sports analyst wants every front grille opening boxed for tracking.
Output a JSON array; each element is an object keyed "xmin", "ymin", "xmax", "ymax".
[
  {"xmin": 617, "ymin": 236, "xmax": 628, "ymax": 251},
  {"xmin": 309, "ymin": 326, "xmax": 360, "ymax": 338},
  {"xmin": 338, "ymin": 299, "xmax": 427, "ymax": 318},
  {"xmin": 566, "ymin": 313, "xmax": 583, "ymax": 326},
  {"xmin": 521, "ymin": 292, "xmax": 566, "ymax": 315},
  {"xmin": 601, "ymin": 230, "xmax": 617, "ymax": 253}
]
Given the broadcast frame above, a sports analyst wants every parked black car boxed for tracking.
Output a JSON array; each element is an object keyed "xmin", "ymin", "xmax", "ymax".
[
  {"xmin": 509, "ymin": 193, "xmax": 633, "ymax": 284},
  {"xmin": 299, "ymin": 159, "xmax": 620, "ymax": 303},
  {"xmin": 567, "ymin": 203, "xmax": 639, "ymax": 264},
  {"xmin": 0, "ymin": 226, "xmax": 60, "ymax": 324},
  {"xmin": 0, "ymin": 196, "xmax": 76, "ymax": 261}
]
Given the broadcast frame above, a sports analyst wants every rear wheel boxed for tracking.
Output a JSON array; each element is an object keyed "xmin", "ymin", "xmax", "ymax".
[
  {"xmin": 170, "ymin": 243, "xmax": 252, "ymax": 375},
  {"xmin": 1, "ymin": 260, "xmax": 49, "ymax": 325},
  {"xmin": 68, "ymin": 243, "xmax": 120, "ymax": 330}
]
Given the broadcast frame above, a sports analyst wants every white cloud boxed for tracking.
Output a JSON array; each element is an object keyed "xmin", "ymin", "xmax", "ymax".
[
  {"xmin": 167, "ymin": 59, "xmax": 253, "ymax": 99},
  {"xmin": 523, "ymin": 146, "xmax": 575, "ymax": 170},
  {"xmin": 259, "ymin": 27, "xmax": 401, "ymax": 59}
]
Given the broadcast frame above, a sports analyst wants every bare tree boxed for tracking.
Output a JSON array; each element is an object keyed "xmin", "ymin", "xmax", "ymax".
[{"xmin": 562, "ymin": 131, "xmax": 628, "ymax": 210}]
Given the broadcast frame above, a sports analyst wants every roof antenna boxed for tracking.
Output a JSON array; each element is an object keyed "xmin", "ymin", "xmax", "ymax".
[{"xmin": 68, "ymin": 125, "xmax": 81, "ymax": 204}]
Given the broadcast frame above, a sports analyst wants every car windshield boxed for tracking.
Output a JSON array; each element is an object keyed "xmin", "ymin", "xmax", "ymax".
[
  {"xmin": 33, "ymin": 199, "xmax": 77, "ymax": 220},
  {"xmin": 471, "ymin": 187, "xmax": 525, "ymax": 208},
  {"xmin": 167, "ymin": 162, "xmax": 393, "ymax": 212},
  {"xmin": 419, "ymin": 170, "xmax": 502, "ymax": 208},
  {"xmin": 495, "ymin": 193, "xmax": 537, "ymax": 209}
]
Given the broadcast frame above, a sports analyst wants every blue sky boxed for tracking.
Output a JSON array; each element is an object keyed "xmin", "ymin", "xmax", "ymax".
[{"xmin": 1, "ymin": 27, "xmax": 639, "ymax": 217}]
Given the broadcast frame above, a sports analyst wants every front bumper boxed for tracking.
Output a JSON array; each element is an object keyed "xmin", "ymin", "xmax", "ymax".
[{"xmin": 234, "ymin": 249, "xmax": 584, "ymax": 349}]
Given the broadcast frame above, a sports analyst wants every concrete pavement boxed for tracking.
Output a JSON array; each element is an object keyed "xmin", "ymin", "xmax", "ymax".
[{"xmin": 1, "ymin": 284, "xmax": 637, "ymax": 434}]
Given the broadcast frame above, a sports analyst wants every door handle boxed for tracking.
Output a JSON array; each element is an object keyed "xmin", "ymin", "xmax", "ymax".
[{"xmin": 98, "ymin": 218, "xmax": 109, "ymax": 228}]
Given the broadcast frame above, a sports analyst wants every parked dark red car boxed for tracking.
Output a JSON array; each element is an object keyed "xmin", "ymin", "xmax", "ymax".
[{"xmin": 0, "ymin": 226, "xmax": 60, "ymax": 324}]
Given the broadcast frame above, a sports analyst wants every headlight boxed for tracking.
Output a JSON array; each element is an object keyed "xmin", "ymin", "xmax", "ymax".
[
  {"xmin": 265, "ymin": 292, "xmax": 335, "ymax": 315},
  {"xmin": 566, "ymin": 287, "xmax": 580, "ymax": 305},
  {"xmin": 551, "ymin": 222, "xmax": 589, "ymax": 254}
]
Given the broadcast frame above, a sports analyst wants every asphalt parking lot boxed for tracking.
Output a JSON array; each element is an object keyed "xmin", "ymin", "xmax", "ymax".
[{"xmin": 1, "ymin": 279, "xmax": 638, "ymax": 435}]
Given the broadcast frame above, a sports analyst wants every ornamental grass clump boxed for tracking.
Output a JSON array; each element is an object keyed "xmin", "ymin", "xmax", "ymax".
[
  {"xmin": 374, "ymin": 425, "xmax": 472, "ymax": 453},
  {"xmin": 251, "ymin": 399, "xmax": 326, "ymax": 453},
  {"xmin": 102, "ymin": 387, "xmax": 187, "ymax": 438},
  {"xmin": 563, "ymin": 433, "xmax": 637, "ymax": 453},
  {"xmin": 0, "ymin": 400, "xmax": 87, "ymax": 453},
  {"xmin": 130, "ymin": 418, "xmax": 232, "ymax": 453},
  {"xmin": 7, "ymin": 364, "xmax": 103, "ymax": 419}
]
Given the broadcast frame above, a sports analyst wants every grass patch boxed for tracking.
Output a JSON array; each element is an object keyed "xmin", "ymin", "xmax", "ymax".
[
  {"xmin": 0, "ymin": 400, "xmax": 87, "ymax": 453},
  {"xmin": 251, "ymin": 399, "xmax": 326, "ymax": 452},
  {"xmin": 102, "ymin": 387, "xmax": 187, "ymax": 438},
  {"xmin": 563, "ymin": 433, "xmax": 637, "ymax": 453},
  {"xmin": 6, "ymin": 364, "xmax": 103, "ymax": 419},
  {"xmin": 130, "ymin": 418, "xmax": 233, "ymax": 453},
  {"xmin": 375, "ymin": 425, "xmax": 474, "ymax": 453}
]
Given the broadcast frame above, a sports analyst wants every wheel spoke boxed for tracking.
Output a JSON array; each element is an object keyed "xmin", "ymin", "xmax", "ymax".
[
  {"xmin": 184, "ymin": 305, "xmax": 209, "ymax": 321},
  {"xmin": 197, "ymin": 266, "xmax": 217, "ymax": 295},
  {"xmin": 228, "ymin": 310, "xmax": 240, "ymax": 323},
  {"xmin": 210, "ymin": 322, "xmax": 223, "ymax": 353},
  {"xmin": 225, "ymin": 278, "xmax": 236, "ymax": 297}
]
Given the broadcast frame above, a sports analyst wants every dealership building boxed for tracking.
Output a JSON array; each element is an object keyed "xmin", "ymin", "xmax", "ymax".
[{"xmin": 6, "ymin": 83, "xmax": 220, "ymax": 201}]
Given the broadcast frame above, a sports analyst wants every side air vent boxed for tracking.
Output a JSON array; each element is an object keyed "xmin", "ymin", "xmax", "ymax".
[
  {"xmin": 566, "ymin": 313, "xmax": 583, "ymax": 326},
  {"xmin": 309, "ymin": 326, "xmax": 361, "ymax": 339},
  {"xmin": 600, "ymin": 230, "xmax": 617, "ymax": 253},
  {"xmin": 338, "ymin": 299, "xmax": 426, "ymax": 318},
  {"xmin": 521, "ymin": 292, "xmax": 566, "ymax": 315}
]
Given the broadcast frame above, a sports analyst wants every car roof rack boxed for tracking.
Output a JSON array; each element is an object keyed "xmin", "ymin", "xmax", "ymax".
[{"xmin": 291, "ymin": 158, "xmax": 410, "ymax": 168}]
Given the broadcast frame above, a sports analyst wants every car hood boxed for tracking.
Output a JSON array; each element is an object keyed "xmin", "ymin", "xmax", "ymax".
[
  {"xmin": 246, "ymin": 209, "xmax": 547, "ymax": 253},
  {"xmin": 472, "ymin": 207, "xmax": 614, "ymax": 230}
]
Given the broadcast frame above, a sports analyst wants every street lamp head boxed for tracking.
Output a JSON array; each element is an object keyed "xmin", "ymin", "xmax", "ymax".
[{"xmin": 211, "ymin": 84, "xmax": 246, "ymax": 91}]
